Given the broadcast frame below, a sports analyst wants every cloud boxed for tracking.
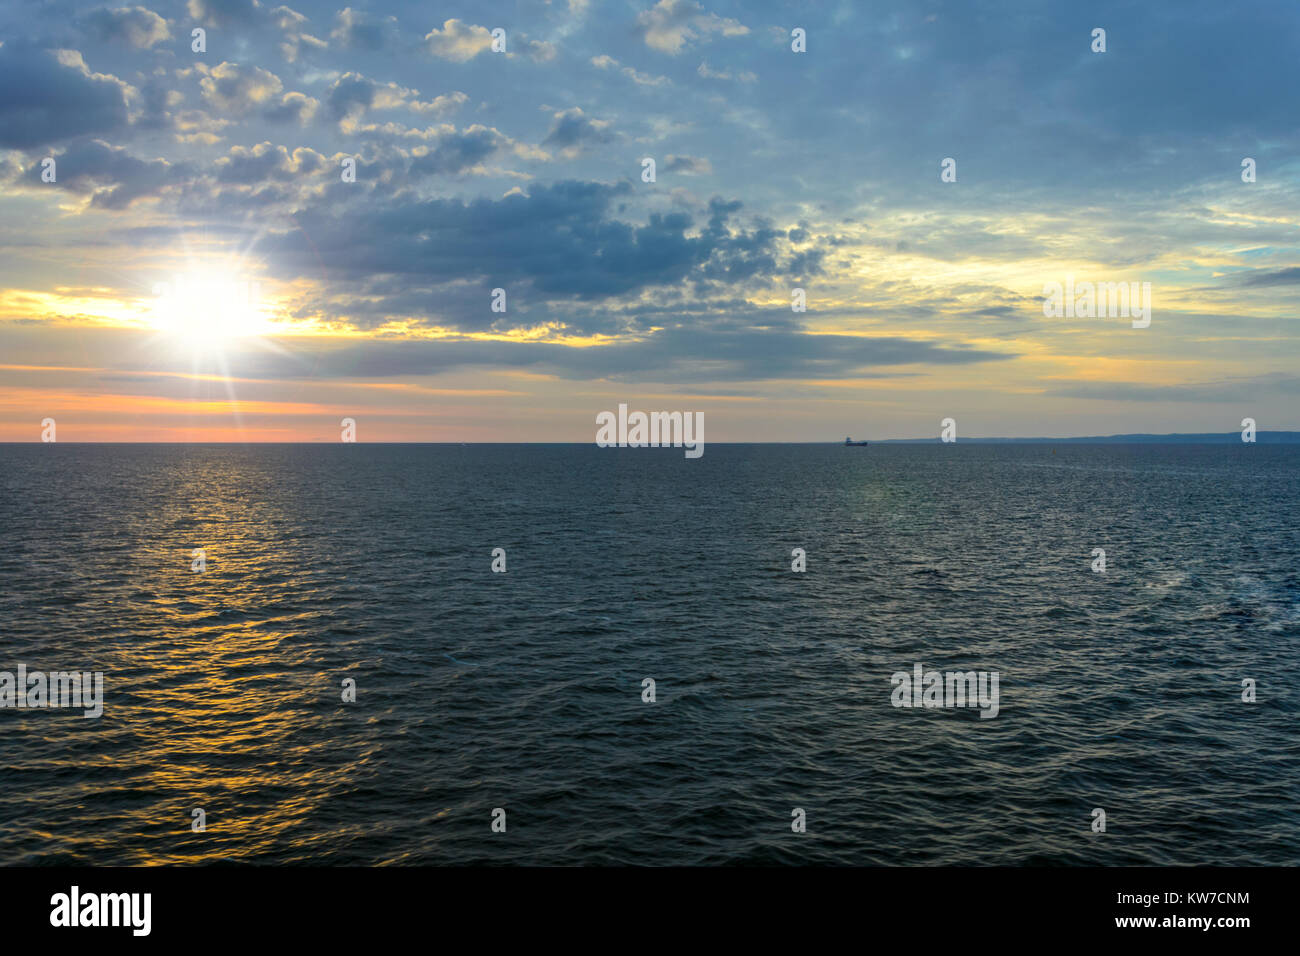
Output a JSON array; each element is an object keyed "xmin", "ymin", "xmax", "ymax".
[
  {"xmin": 213, "ymin": 141, "xmax": 325, "ymax": 183},
  {"xmin": 325, "ymin": 72, "xmax": 386, "ymax": 122},
  {"xmin": 272, "ymin": 5, "xmax": 327, "ymax": 62},
  {"xmin": 330, "ymin": 6, "xmax": 400, "ymax": 51},
  {"xmin": 198, "ymin": 61, "xmax": 283, "ymax": 113},
  {"xmin": 516, "ymin": 36, "xmax": 557, "ymax": 63},
  {"xmin": 318, "ymin": 121, "xmax": 541, "ymax": 181},
  {"xmin": 590, "ymin": 54, "xmax": 669, "ymax": 87},
  {"xmin": 258, "ymin": 180, "xmax": 832, "ymax": 337},
  {"xmin": 80, "ymin": 6, "xmax": 172, "ymax": 49},
  {"xmin": 0, "ymin": 45, "xmax": 133, "ymax": 149},
  {"xmin": 408, "ymin": 91, "xmax": 469, "ymax": 116},
  {"xmin": 406, "ymin": 125, "xmax": 514, "ymax": 175},
  {"xmin": 164, "ymin": 327, "xmax": 1009, "ymax": 384},
  {"xmin": 662, "ymin": 154, "xmax": 711, "ymax": 175},
  {"xmin": 423, "ymin": 19, "xmax": 494, "ymax": 62},
  {"xmin": 324, "ymin": 72, "xmax": 466, "ymax": 130},
  {"xmin": 132, "ymin": 76, "xmax": 185, "ymax": 130},
  {"xmin": 541, "ymin": 107, "xmax": 613, "ymax": 153},
  {"xmin": 195, "ymin": 61, "xmax": 314, "ymax": 123},
  {"xmin": 0, "ymin": 319, "xmax": 1010, "ymax": 393},
  {"xmin": 423, "ymin": 19, "xmax": 554, "ymax": 62},
  {"xmin": 636, "ymin": 0, "xmax": 748, "ymax": 55},
  {"xmin": 27, "ymin": 139, "xmax": 186, "ymax": 210},
  {"xmin": 262, "ymin": 90, "xmax": 318, "ymax": 125},
  {"xmin": 187, "ymin": 0, "xmax": 262, "ymax": 27},
  {"xmin": 1231, "ymin": 267, "xmax": 1300, "ymax": 288}
]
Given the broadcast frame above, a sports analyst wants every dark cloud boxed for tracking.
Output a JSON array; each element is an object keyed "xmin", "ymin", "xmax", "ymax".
[
  {"xmin": 79, "ymin": 5, "xmax": 171, "ymax": 49},
  {"xmin": 407, "ymin": 126, "xmax": 509, "ymax": 175},
  {"xmin": 324, "ymin": 72, "xmax": 378, "ymax": 120},
  {"xmin": 541, "ymin": 107, "xmax": 613, "ymax": 151},
  {"xmin": 330, "ymin": 6, "xmax": 399, "ymax": 51},
  {"xmin": 113, "ymin": 327, "xmax": 1012, "ymax": 384},
  {"xmin": 261, "ymin": 90, "xmax": 317, "ymax": 125},
  {"xmin": 0, "ymin": 43, "xmax": 132, "ymax": 149},
  {"xmin": 133, "ymin": 75, "xmax": 182, "ymax": 130},
  {"xmin": 662, "ymin": 154, "xmax": 711, "ymax": 175},
  {"xmin": 27, "ymin": 138, "xmax": 188, "ymax": 209},
  {"xmin": 1232, "ymin": 267, "xmax": 1300, "ymax": 288},
  {"xmin": 322, "ymin": 72, "xmax": 462, "ymax": 129},
  {"xmin": 263, "ymin": 181, "xmax": 826, "ymax": 327}
]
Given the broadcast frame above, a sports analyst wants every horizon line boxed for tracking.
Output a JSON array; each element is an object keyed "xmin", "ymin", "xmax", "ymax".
[{"xmin": 4, "ymin": 430, "xmax": 1299, "ymax": 446}]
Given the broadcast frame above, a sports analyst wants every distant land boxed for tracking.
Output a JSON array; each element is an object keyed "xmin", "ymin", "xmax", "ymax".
[{"xmin": 865, "ymin": 432, "xmax": 1300, "ymax": 444}]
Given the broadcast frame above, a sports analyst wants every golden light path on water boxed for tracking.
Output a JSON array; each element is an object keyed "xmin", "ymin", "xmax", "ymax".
[{"xmin": 14, "ymin": 455, "xmax": 387, "ymax": 864}]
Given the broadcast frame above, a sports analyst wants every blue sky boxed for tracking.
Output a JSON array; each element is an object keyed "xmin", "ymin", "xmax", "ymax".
[{"xmin": 0, "ymin": 0, "xmax": 1297, "ymax": 440}]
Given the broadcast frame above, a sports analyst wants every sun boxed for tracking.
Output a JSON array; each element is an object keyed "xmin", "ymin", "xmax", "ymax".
[{"xmin": 149, "ymin": 268, "xmax": 272, "ymax": 346}]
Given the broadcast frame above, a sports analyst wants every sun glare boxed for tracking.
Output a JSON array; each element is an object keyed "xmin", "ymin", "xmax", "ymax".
[{"xmin": 150, "ymin": 269, "xmax": 271, "ymax": 346}]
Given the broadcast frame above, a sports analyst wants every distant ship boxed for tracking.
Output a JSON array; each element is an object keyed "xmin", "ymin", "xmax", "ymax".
[{"xmin": 844, "ymin": 436, "xmax": 869, "ymax": 446}]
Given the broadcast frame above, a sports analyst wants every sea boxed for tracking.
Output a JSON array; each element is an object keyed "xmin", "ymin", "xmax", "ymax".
[{"xmin": 0, "ymin": 442, "xmax": 1296, "ymax": 865}]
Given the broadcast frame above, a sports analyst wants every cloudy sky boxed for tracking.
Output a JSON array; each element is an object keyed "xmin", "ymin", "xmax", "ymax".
[{"xmin": 0, "ymin": 0, "xmax": 1296, "ymax": 441}]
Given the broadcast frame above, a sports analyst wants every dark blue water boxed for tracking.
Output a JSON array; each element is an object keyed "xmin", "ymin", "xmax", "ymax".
[{"xmin": 1, "ymin": 443, "xmax": 1297, "ymax": 865}]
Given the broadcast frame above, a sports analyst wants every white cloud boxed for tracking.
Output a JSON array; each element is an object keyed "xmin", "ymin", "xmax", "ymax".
[
  {"xmin": 424, "ymin": 19, "xmax": 494, "ymax": 62},
  {"xmin": 636, "ymin": 0, "xmax": 748, "ymax": 55},
  {"xmin": 591, "ymin": 54, "xmax": 670, "ymax": 87},
  {"xmin": 423, "ymin": 19, "xmax": 555, "ymax": 63}
]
